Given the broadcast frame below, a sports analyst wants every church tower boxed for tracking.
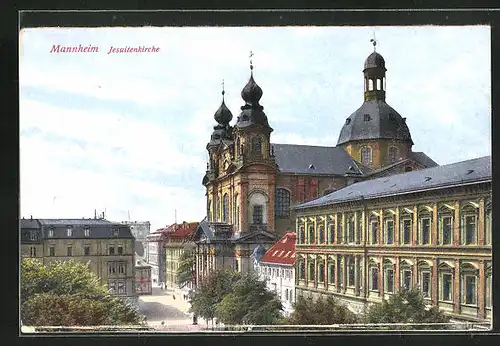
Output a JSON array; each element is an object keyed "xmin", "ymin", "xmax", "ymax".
[{"xmin": 337, "ymin": 38, "xmax": 414, "ymax": 170}]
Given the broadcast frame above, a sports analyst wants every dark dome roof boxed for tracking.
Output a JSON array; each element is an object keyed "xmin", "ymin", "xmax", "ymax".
[
  {"xmin": 214, "ymin": 100, "xmax": 233, "ymax": 124},
  {"xmin": 337, "ymin": 100, "xmax": 413, "ymax": 146},
  {"xmin": 241, "ymin": 74, "xmax": 263, "ymax": 105},
  {"xmin": 364, "ymin": 51, "xmax": 386, "ymax": 70}
]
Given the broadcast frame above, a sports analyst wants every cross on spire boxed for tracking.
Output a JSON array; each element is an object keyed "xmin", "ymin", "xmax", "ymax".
[
  {"xmin": 249, "ymin": 50, "xmax": 254, "ymax": 70},
  {"xmin": 221, "ymin": 79, "xmax": 225, "ymax": 97},
  {"xmin": 370, "ymin": 32, "xmax": 377, "ymax": 51}
]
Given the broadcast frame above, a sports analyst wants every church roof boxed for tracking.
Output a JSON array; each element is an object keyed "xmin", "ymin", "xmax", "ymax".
[
  {"xmin": 337, "ymin": 99, "xmax": 413, "ymax": 146},
  {"xmin": 260, "ymin": 232, "xmax": 296, "ymax": 265},
  {"xmin": 272, "ymin": 143, "xmax": 364, "ymax": 176},
  {"xmin": 296, "ymin": 155, "xmax": 491, "ymax": 210}
]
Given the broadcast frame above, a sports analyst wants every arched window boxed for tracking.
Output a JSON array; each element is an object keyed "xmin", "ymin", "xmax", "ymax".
[
  {"xmin": 328, "ymin": 262, "xmax": 335, "ymax": 284},
  {"xmin": 308, "ymin": 261, "xmax": 315, "ymax": 281},
  {"xmin": 399, "ymin": 209, "xmax": 412, "ymax": 245},
  {"xmin": 233, "ymin": 194, "xmax": 239, "ymax": 230},
  {"xmin": 400, "ymin": 260, "xmax": 413, "ymax": 290},
  {"xmin": 369, "ymin": 262, "xmax": 379, "ymax": 291},
  {"xmin": 368, "ymin": 79, "xmax": 374, "ymax": 91},
  {"xmin": 298, "ymin": 226, "xmax": 305, "ymax": 244},
  {"xmin": 251, "ymin": 136, "xmax": 262, "ymax": 154},
  {"xmin": 418, "ymin": 207, "xmax": 432, "ymax": 245},
  {"xmin": 438, "ymin": 262, "xmax": 454, "ymax": 302},
  {"xmin": 275, "ymin": 188, "xmax": 291, "ymax": 218},
  {"xmin": 376, "ymin": 78, "xmax": 381, "ymax": 90},
  {"xmin": 461, "ymin": 263, "xmax": 479, "ymax": 306},
  {"xmin": 222, "ymin": 194, "xmax": 229, "ymax": 223},
  {"xmin": 461, "ymin": 204, "xmax": 478, "ymax": 245},
  {"xmin": 388, "ymin": 146, "xmax": 398, "ymax": 163},
  {"xmin": 417, "ymin": 260, "xmax": 432, "ymax": 298},
  {"xmin": 299, "ymin": 261, "xmax": 306, "ymax": 280},
  {"xmin": 318, "ymin": 263, "xmax": 325, "ymax": 283},
  {"xmin": 438, "ymin": 204, "xmax": 453, "ymax": 245},
  {"xmin": 308, "ymin": 225, "xmax": 315, "ymax": 244},
  {"xmin": 318, "ymin": 225, "xmax": 325, "ymax": 244},
  {"xmin": 327, "ymin": 222, "xmax": 335, "ymax": 244},
  {"xmin": 361, "ymin": 146, "xmax": 372, "ymax": 165}
]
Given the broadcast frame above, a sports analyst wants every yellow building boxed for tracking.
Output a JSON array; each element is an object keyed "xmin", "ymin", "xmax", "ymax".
[
  {"xmin": 294, "ymin": 155, "xmax": 492, "ymax": 323},
  {"xmin": 20, "ymin": 218, "xmax": 136, "ymax": 298}
]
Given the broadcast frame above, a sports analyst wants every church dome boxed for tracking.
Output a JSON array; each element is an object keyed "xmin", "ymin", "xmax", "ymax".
[
  {"xmin": 364, "ymin": 51, "xmax": 386, "ymax": 70},
  {"xmin": 337, "ymin": 100, "xmax": 413, "ymax": 146},
  {"xmin": 214, "ymin": 99, "xmax": 233, "ymax": 125},
  {"xmin": 241, "ymin": 74, "xmax": 263, "ymax": 105}
]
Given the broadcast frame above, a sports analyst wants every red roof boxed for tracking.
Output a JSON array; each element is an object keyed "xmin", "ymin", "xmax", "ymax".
[
  {"xmin": 167, "ymin": 222, "xmax": 199, "ymax": 238},
  {"xmin": 260, "ymin": 232, "xmax": 296, "ymax": 265}
]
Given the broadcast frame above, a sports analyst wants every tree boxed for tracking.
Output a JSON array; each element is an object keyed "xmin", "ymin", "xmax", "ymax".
[
  {"xmin": 176, "ymin": 246, "xmax": 196, "ymax": 289},
  {"xmin": 189, "ymin": 269, "xmax": 241, "ymax": 327},
  {"xmin": 21, "ymin": 258, "xmax": 142, "ymax": 326},
  {"xmin": 364, "ymin": 288, "xmax": 450, "ymax": 330},
  {"xmin": 215, "ymin": 272, "xmax": 283, "ymax": 325},
  {"xmin": 285, "ymin": 294, "xmax": 359, "ymax": 325}
]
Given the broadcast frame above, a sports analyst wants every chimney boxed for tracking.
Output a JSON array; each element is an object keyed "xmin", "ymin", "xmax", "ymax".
[
  {"xmin": 94, "ymin": 209, "xmax": 97, "ymax": 219},
  {"xmin": 30, "ymin": 215, "xmax": 32, "ymax": 220}
]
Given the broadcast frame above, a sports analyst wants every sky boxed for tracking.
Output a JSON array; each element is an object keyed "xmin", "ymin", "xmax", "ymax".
[{"xmin": 19, "ymin": 26, "xmax": 491, "ymax": 233}]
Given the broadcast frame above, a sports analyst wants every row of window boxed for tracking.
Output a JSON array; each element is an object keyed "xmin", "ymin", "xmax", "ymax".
[
  {"xmin": 26, "ymin": 245, "xmax": 127, "ymax": 257},
  {"xmin": 298, "ymin": 202, "xmax": 491, "ymax": 246},
  {"xmin": 259, "ymin": 266, "xmax": 293, "ymax": 280},
  {"xmin": 108, "ymin": 261, "xmax": 127, "ymax": 276},
  {"xmin": 298, "ymin": 259, "xmax": 492, "ymax": 308},
  {"xmin": 360, "ymin": 145, "xmax": 399, "ymax": 165},
  {"xmin": 46, "ymin": 228, "xmax": 120, "ymax": 237}
]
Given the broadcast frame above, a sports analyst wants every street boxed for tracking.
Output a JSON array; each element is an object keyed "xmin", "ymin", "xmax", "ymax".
[{"xmin": 137, "ymin": 286, "xmax": 203, "ymax": 331}]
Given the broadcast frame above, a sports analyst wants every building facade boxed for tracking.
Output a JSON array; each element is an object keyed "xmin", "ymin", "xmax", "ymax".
[
  {"xmin": 20, "ymin": 218, "xmax": 137, "ymax": 298},
  {"xmin": 193, "ymin": 46, "xmax": 437, "ymax": 285},
  {"xmin": 164, "ymin": 221, "xmax": 198, "ymax": 291},
  {"xmin": 294, "ymin": 156, "xmax": 492, "ymax": 323},
  {"xmin": 145, "ymin": 230, "xmax": 166, "ymax": 285},
  {"xmin": 135, "ymin": 262, "xmax": 152, "ymax": 295},
  {"xmin": 121, "ymin": 221, "xmax": 151, "ymax": 260},
  {"xmin": 255, "ymin": 232, "xmax": 296, "ymax": 317}
]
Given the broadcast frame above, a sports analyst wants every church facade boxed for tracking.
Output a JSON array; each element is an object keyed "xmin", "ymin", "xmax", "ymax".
[{"xmin": 192, "ymin": 44, "xmax": 439, "ymax": 285}]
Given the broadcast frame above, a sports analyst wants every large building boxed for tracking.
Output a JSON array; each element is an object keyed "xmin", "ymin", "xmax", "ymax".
[
  {"xmin": 20, "ymin": 218, "xmax": 137, "ymax": 298},
  {"xmin": 145, "ymin": 228, "xmax": 167, "ymax": 286},
  {"xmin": 294, "ymin": 156, "xmax": 492, "ymax": 323},
  {"xmin": 192, "ymin": 43, "xmax": 437, "ymax": 283},
  {"xmin": 255, "ymin": 232, "xmax": 297, "ymax": 317}
]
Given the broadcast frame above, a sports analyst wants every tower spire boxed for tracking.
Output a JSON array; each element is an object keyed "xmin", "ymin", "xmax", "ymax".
[
  {"xmin": 221, "ymin": 79, "xmax": 225, "ymax": 100},
  {"xmin": 249, "ymin": 50, "xmax": 254, "ymax": 74}
]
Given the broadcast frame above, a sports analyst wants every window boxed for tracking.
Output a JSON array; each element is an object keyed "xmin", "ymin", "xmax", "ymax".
[
  {"xmin": 318, "ymin": 263, "xmax": 325, "ymax": 283},
  {"xmin": 318, "ymin": 226, "xmax": 325, "ymax": 244},
  {"xmin": 337, "ymin": 221, "xmax": 343, "ymax": 244},
  {"xmin": 441, "ymin": 273, "xmax": 453, "ymax": 302},
  {"xmin": 308, "ymin": 262, "xmax": 315, "ymax": 281},
  {"xmin": 251, "ymin": 136, "xmax": 262, "ymax": 154},
  {"xmin": 486, "ymin": 272, "xmax": 492, "ymax": 308},
  {"xmin": 388, "ymin": 146, "xmax": 398, "ymax": 163},
  {"xmin": 385, "ymin": 268, "xmax": 394, "ymax": 293},
  {"xmin": 289, "ymin": 289, "xmax": 293, "ymax": 302},
  {"xmin": 108, "ymin": 262, "xmax": 116, "ymax": 275},
  {"xmin": 113, "ymin": 229, "xmax": 119, "ymax": 237},
  {"xmin": 47, "ymin": 229, "xmax": 54, "ymax": 237},
  {"xmin": 118, "ymin": 245, "xmax": 123, "ymax": 255},
  {"xmin": 67, "ymin": 228, "xmax": 72, "ymax": 237},
  {"xmin": 222, "ymin": 193, "xmax": 229, "ymax": 222},
  {"xmin": 84, "ymin": 246, "xmax": 90, "ymax": 256},
  {"xmin": 347, "ymin": 257, "xmax": 355, "ymax": 287},
  {"xmin": 364, "ymin": 114, "xmax": 371, "ymax": 121},
  {"xmin": 118, "ymin": 262, "xmax": 126, "ymax": 275},
  {"xmin": 337, "ymin": 259, "xmax": 343, "ymax": 286},
  {"xmin": 108, "ymin": 281, "xmax": 116, "ymax": 294},
  {"xmin": 463, "ymin": 275, "xmax": 477, "ymax": 305},
  {"xmin": 421, "ymin": 271, "xmax": 431, "ymax": 298},
  {"xmin": 308, "ymin": 225, "xmax": 315, "ymax": 244},
  {"xmin": 117, "ymin": 281, "xmax": 126, "ymax": 294},
  {"xmin": 401, "ymin": 219, "xmax": 411, "ymax": 244},
  {"xmin": 67, "ymin": 246, "xmax": 72, "ymax": 256},
  {"xmin": 485, "ymin": 203, "xmax": 492, "ymax": 245},
  {"xmin": 275, "ymin": 188, "xmax": 291, "ymax": 218},
  {"xmin": 328, "ymin": 223, "xmax": 335, "ymax": 243},
  {"xmin": 49, "ymin": 246, "xmax": 55, "ymax": 257},
  {"xmin": 368, "ymin": 79, "xmax": 374, "ymax": 91},
  {"xmin": 298, "ymin": 226, "xmax": 305, "ymax": 244},
  {"xmin": 253, "ymin": 205, "xmax": 263, "ymax": 224},
  {"xmin": 463, "ymin": 215, "xmax": 477, "ymax": 245},
  {"xmin": 376, "ymin": 78, "xmax": 381, "ymax": 90},
  {"xmin": 347, "ymin": 216, "xmax": 355, "ymax": 243},
  {"xmin": 371, "ymin": 220, "xmax": 379, "ymax": 244},
  {"xmin": 419, "ymin": 217, "xmax": 431, "ymax": 245},
  {"xmin": 402, "ymin": 270, "xmax": 412, "ymax": 289},
  {"xmin": 439, "ymin": 215, "xmax": 453, "ymax": 245},
  {"xmin": 371, "ymin": 267, "xmax": 379, "ymax": 291},
  {"xmin": 405, "ymin": 166, "xmax": 412, "ymax": 172},
  {"xmin": 109, "ymin": 246, "xmax": 115, "ymax": 255},
  {"xmin": 299, "ymin": 262, "xmax": 306, "ymax": 280},
  {"xmin": 361, "ymin": 146, "xmax": 372, "ymax": 165},
  {"xmin": 385, "ymin": 219, "xmax": 394, "ymax": 244},
  {"xmin": 84, "ymin": 228, "xmax": 90, "ymax": 237},
  {"xmin": 30, "ymin": 231, "xmax": 37, "ymax": 241},
  {"xmin": 30, "ymin": 246, "xmax": 36, "ymax": 257},
  {"xmin": 328, "ymin": 263, "xmax": 335, "ymax": 284}
]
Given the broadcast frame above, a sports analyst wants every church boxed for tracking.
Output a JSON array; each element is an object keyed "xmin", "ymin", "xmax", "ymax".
[{"xmin": 191, "ymin": 41, "xmax": 439, "ymax": 285}]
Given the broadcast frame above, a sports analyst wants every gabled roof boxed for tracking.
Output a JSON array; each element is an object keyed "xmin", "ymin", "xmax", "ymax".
[
  {"xmin": 165, "ymin": 222, "xmax": 199, "ymax": 239},
  {"xmin": 410, "ymin": 151, "xmax": 439, "ymax": 168},
  {"xmin": 260, "ymin": 232, "xmax": 296, "ymax": 265},
  {"xmin": 272, "ymin": 143, "xmax": 362, "ymax": 176},
  {"xmin": 296, "ymin": 156, "xmax": 491, "ymax": 210}
]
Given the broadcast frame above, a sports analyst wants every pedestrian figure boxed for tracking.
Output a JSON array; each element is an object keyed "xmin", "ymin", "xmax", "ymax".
[
  {"xmin": 161, "ymin": 321, "xmax": 165, "ymax": 326},
  {"xmin": 173, "ymin": 294, "xmax": 176, "ymax": 300}
]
